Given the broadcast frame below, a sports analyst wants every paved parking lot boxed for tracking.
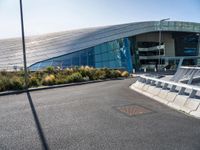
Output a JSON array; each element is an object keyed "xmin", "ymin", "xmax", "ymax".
[{"xmin": 0, "ymin": 78, "xmax": 200, "ymax": 150}]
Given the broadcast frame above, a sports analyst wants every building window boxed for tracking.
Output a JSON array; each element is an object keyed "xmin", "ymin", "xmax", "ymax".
[{"xmin": 28, "ymin": 38, "xmax": 133, "ymax": 72}]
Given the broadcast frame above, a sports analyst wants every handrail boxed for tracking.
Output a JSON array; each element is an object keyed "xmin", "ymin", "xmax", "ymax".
[
  {"xmin": 140, "ymin": 75, "xmax": 200, "ymax": 91},
  {"xmin": 180, "ymin": 66, "xmax": 200, "ymax": 70}
]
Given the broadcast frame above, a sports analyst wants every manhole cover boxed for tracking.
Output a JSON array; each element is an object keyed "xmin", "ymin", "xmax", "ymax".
[{"xmin": 116, "ymin": 105, "xmax": 152, "ymax": 117}]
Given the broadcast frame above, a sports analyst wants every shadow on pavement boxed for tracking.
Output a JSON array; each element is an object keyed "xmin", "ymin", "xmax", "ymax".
[{"xmin": 27, "ymin": 91, "xmax": 49, "ymax": 150}]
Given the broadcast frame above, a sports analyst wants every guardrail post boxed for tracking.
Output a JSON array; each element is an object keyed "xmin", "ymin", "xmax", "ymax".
[
  {"xmin": 178, "ymin": 87, "xmax": 186, "ymax": 95},
  {"xmin": 170, "ymin": 85, "xmax": 177, "ymax": 92},
  {"xmin": 138, "ymin": 77, "xmax": 142, "ymax": 82},
  {"xmin": 151, "ymin": 80, "xmax": 156, "ymax": 86},
  {"xmin": 156, "ymin": 81, "xmax": 162, "ymax": 87},
  {"xmin": 189, "ymin": 89, "xmax": 197, "ymax": 98},
  {"xmin": 146, "ymin": 79, "xmax": 151, "ymax": 84},
  {"xmin": 141, "ymin": 78, "xmax": 146, "ymax": 83},
  {"xmin": 163, "ymin": 83, "xmax": 169, "ymax": 90}
]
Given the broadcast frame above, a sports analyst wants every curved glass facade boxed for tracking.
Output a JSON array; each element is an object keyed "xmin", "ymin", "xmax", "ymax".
[{"xmin": 29, "ymin": 38, "xmax": 133, "ymax": 72}]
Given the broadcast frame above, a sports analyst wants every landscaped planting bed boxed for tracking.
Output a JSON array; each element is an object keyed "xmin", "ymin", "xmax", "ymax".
[{"xmin": 0, "ymin": 66, "xmax": 129, "ymax": 92}]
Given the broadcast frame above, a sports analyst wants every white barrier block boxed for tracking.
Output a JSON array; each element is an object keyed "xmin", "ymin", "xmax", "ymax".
[
  {"xmin": 154, "ymin": 90, "xmax": 170, "ymax": 104},
  {"xmin": 165, "ymin": 92, "xmax": 177, "ymax": 103},
  {"xmin": 142, "ymin": 84, "xmax": 150, "ymax": 91},
  {"xmin": 133, "ymin": 80, "xmax": 140, "ymax": 88},
  {"xmin": 169, "ymin": 95, "xmax": 188, "ymax": 110},
  {"xmin": 153, "ymin": 95, "xmax": 168, "ymax": 104},
  {"xmin": 130, "ymin": 84, "xmax": 159, "ymax": 98},
  {"xmin": 158, "ymin": 89, "xmax": 169, "ymax": 99},
  {"xmin": 130, "ymin": 84, "xmax": 153, "ymax": 98},
  {"xmin": 190, "ymin": 105, "xmax": 200, "ymax": 118},
  {"xmin": 146, "ymin": 85, "xmax": 156, "ymax": 94},
  {"xmin": 138, "ymin": 82, "xmax": 145, "ymax": 89},
  {"xmin": 182, "ymin": 98, "xmax": 200, "ymax": 113},
  {"xmin": 151, "ymin": 87, "xmax": 161, "ymax": 96}
]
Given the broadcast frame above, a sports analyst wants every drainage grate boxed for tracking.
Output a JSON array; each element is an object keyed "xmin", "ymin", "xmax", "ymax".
[{"xmin": 116, "ymin": 104, "xmax": 152, "ymax": 117}]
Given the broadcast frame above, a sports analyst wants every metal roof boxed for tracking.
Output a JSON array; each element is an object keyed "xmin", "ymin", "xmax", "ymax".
[{"xmin": 0, "ymin": 21, "xmax": 200, "ymax": 70}]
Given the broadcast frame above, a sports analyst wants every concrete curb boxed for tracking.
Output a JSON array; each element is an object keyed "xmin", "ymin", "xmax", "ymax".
[
  {"xmin": 0, "ymin": 78, "xmax": 126, "ymax": 96},
  {"xmin": 130, "ymin": 83, "xmax": 200, "ymax": 119}
]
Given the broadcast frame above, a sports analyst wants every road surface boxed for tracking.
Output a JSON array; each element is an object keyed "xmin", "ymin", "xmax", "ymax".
[{"xmin": 0, "ymin": 79, "xmax": 200, "ymax": 150}]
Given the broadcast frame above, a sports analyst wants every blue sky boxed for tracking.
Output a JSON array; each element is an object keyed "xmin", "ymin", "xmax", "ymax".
[{"xmin": 0, "ymin": 0, "xmax": 200, "ymax": 39}]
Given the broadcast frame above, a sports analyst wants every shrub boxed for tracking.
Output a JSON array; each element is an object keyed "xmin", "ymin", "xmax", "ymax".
[
  {"xmin": 121, "ymin": 71, "xmax": 129, "ymax": 77},
  {"xmin": 83, "ymin": 76, "xmax": 90, "ymax": 81},
  {"xmin": 94, "ymin": 69, "xmax": 106, "ymax": 79},
  {"xmin": 55, "ymin": 78, "xmax": 66, "ymax": 85},
  {"xmin": 115, "ymin": 70, "xmax": 122, "ymax": 77},
  {"xmin": 29, "ymin": 76, "xmax": 40, "ymax": 87},
  {"xmin": 79, "ymin": 66, "xmax": 87, "ymax": 77},
  {"xmin": 0, "ymin": 79, "xmax": 6, "ymax": 92},
  {"xmin": 66, "ymin": 72, "xmax": 83, "ymax": 83},
  {"xmin": 10, "ymin": 76, "xmax": 24, "ymax": 90},
  {"xmin": 79, "ymin": 66, "xmax": 95, "ymax": 78},
  {"xmin": 46, "ymin": 66, "xmax": 55, "ymax": 74},
  {"xmin": 110, "ymin": 70, "xmax": 122, "ymax": 78},
  {"xmin": 63, "ymin": 68, "xmax": 74, "ymax": 75},
  {"xmin": 103, "ymin": 68, "xmax": 112, "ymax": 78},
  {"xmin": 42, "ymin": 74, "xmax": 56, "ymax": 85},
  {"xmin": 102, "ymin": 68, "xmax": 121, "ymax": 78},
  {"xmin": 0, "ymin": 67, "xmax": 128, "ymax": 92},
  {"xmin": 33, "ymin": 71, "xmax": 45, "ymax": 79},
  {"xmin": 87, "ymin": 69, "xmax": 96, "ymax": 80},
  {"xmin": 0, "ymin": 70, "xmax": 8, "ymax": 76},
  {"xmin": 16, "ymin": 70, "xmax": 25, "ymax": 77},
  {"xmin": 55, "ymin": 73, "xmax": 67, "ymax": 85},
  {"xmin": 0, "ymin": 76, "xmax": 12, "ymax": 91}
]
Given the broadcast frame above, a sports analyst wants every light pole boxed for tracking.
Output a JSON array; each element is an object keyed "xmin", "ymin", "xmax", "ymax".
[
  {"xmin": 158, "ymin": 18, "xmax": 170, "ymax": 70},
  {"xmin": 19, "ymin": 0, "xmax": 28, "ymax": 90}
]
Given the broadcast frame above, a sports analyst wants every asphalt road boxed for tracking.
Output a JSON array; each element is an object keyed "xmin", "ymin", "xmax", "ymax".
[{"xmin": 0, "ymin": 78, "xmax": 200, "ymax": 150}]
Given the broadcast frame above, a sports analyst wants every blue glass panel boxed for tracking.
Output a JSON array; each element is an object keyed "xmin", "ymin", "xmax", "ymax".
[
  {"xmin": 95, "ymin": 62, "xmax": 102, "ymax": 68},
  {"xmin": 101, "ymin": 43, "xmax": 108, "ymax": 53},
  {"xmin": 87, "ymin": 48, "xmax": 95, "ymax": 67},
  {"xmin": 102, "ymin": 52, "xmax": 109, "ymax": 61},
  {"xmin": 39, "ymin": 61, "xmax": 52, "ymax": 69},
  {"xmin": 52, "ymin": 60, "xmax": 63, "ymax": 67},
  {"xmin": 113, "ymin": 40, "xmax": 118, "ymax": 50},
  {"xmin": 80, "ymin": 52, "xmax": 88, "ymax": 66},
  {"xmin": 29, "ymin": 63, "xmax": 40, "ymax": 71},
  {"xmin": 95, "ymin": 54, "xmax": 101, "ymax": 62},
  {"xmin": 123, "ymin": 38, "xmax": 133, "ymax": 72},
  {"xmin": 72, "ymin": 55, "xmax": 79, "ymax": 66},
  {"xmin": 62, "ymin": 59, "xmax": 71, "ymax": 68},
  {"xmin": 109, "ymin": 60, "xmax": 117, "ymax": 68},
  {"xmin": 94, "ymin": 45, "xmax": 101, "ymax": 54},
  {"xmin": 107, "ymin": 42, "xmax": 113, "ymax": 51}
]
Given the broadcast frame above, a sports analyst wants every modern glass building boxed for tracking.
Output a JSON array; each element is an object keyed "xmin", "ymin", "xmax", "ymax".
[
  {"xmin": 29, "ymin": 38, "xmax": 133, "ymax": 72},
  {"xmin": 0, "ymin": 21, "xmax": 200, "ymax": 72}
]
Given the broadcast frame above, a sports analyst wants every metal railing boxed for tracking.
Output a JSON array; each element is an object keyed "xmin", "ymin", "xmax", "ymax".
[
  {"xmin": 170, "ymin": 66, "xmax": 200, "ymax": 83},
  {"xmin": 138, "ymin": 74, "xmax": 200, "ymax": 99}
]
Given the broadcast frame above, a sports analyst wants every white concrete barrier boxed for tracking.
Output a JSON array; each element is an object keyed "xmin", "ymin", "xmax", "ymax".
[
  {"xmin": 158, "ymin": 89, "xmax": 169, "ymax": 99},
  {"xmin": 168, "ymin": 95, "xmax": 188, "ymax": 110},
  {"xmin": 190, "ymin": 105, "xmax": 200, "ymax": 117},
  {"xmin": 142, "ymin": 84, "xmax": 150, "ymax": 91},
  {"xmin": 153, "ymin": 90, "xmax": 169, "ymax": 104},
  {"xmin": 165, "ymin": 92, "xmax": 177, "ymax": 103},
  {"xmin": 130, "ymin": 75, "xmax": 200, "ymax": 119},
  {"xmin": 182, "ymin": 98, "xmax": 200, "ymax": 113}
]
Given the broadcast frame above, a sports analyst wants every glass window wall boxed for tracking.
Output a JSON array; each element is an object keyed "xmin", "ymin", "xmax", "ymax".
[{"xmin": 29, "ymin": 38, "xmax": 133, "ymax": 72}]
